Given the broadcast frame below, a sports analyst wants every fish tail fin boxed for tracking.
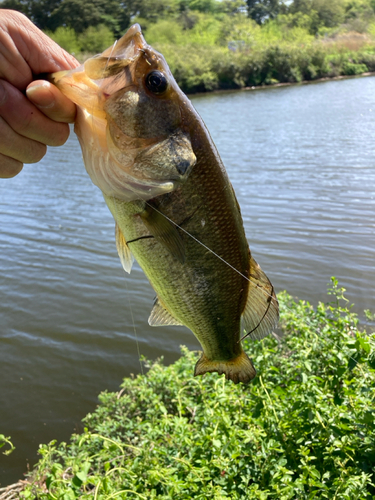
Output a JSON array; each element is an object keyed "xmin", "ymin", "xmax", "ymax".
[{"xmin": 194, "ymin": 351, "xmax": 256, "ymax": 384}]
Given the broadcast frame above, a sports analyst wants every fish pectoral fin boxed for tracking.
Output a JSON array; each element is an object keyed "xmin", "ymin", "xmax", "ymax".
[
  {"xmin": 194, "ymin": 351, "xmax": 256, "ymax": 384},
  {"xmin": 148, "ymin": 298, "xmax": 183, "ymax": 326},
  {"xmin": 115, "ymin": 222, "xmax": 134, "ymax": 274},
  {"xmin": 140, "ymin": 205, "xmax": 185, "ymax": 263},
  {"xmin": 241, "ymin": 257, "xmax": 279, "ymax": 341}
]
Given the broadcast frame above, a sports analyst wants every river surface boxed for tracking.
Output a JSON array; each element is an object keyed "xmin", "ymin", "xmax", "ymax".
[{"xmin": 1, "ymin": 76, "xmax": 374, "ymax": 485}]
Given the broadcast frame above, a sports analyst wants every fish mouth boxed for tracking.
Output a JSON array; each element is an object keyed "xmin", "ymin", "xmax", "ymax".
[
  {"xmin": 49, "ymin": 25, "xmax": 188, "ymax": 202},
  {"xmin": 50, "ymin": 24, "xmax": 149, "ymax": 112}
]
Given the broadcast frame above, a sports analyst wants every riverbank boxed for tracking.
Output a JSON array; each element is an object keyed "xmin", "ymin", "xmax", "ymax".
[
  {"xmin": 7, "ymin": 281, "xmax": 375, "ymax": 499},
  {"xmin": 75, "ymin": 41, "xmax": 375, "ymax": 95},
  {"xmin": 190, "ymin": 70, "xmax": 375, "ymax": 97},
  {"xmin": 156, "ymin": 37, "xmax": 375, "ymax": 94}
]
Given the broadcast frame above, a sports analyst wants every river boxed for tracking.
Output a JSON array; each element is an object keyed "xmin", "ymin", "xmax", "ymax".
[{"xmin": 1, "ymin": 76, "xmax": 374, "ymax": 485}]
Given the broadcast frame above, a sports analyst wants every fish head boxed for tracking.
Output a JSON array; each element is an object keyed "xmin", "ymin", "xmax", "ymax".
[{"xmin": 51, "ymin": 24, "xmax": 196, "ymax": 201}]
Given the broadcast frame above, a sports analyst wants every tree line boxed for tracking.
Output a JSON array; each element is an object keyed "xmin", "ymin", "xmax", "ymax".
[{"xmin": 1, "ymin": 0, "xmax": 375, "ymax": 37}]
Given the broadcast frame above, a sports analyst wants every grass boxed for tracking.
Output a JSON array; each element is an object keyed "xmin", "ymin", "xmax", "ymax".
[{"xmin": 14, "ymin": 278, "xmax": 375, "ymax": 499}]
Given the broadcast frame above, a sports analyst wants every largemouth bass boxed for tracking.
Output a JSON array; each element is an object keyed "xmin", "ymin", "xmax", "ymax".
[{"xmin": 51, "ymin": 24, "xmax": 279, "ymax": 384}]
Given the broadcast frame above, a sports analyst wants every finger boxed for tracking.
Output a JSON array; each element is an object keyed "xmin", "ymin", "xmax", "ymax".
[
  {"xmin": 26, "ymin": 81, "xmax": 76, "ymax": 123},
  {"xmin": 0, "ymin": 79, "xmax": 70, "ymax": 147},
  {"xmin": 0, "ymin": 11, "xmax": 79, "ymax": 89},
  {"xmin": 0, "ymin": 15, "xmax": 33, "ymax": 87},
  {"xmin": 0, "ymin": 152, "xmax": 23, "ymax": 178},
  {"xmin": 0, "ymin": 116, "xmax": 46, "ymax": 163}
]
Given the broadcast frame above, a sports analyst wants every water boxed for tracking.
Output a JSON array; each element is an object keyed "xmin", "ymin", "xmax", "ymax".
[{"xmin": 1, "ymin": 76, "xmax": 374, "ymax": 485}]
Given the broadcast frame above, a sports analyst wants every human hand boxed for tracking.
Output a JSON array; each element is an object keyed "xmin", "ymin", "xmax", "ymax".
[{"xmin": 0, "ymin": 9, "xmax": 79, "ymax": 178}]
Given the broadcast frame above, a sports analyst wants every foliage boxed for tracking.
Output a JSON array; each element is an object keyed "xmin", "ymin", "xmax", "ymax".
[
  {"xmin": 78, "ymin": 24, "xmax": 115, "ymax": 53},
  {"xmin": 290, "ymin": 0, "xmax": 346, "ymax": 33},
  {"xmin": 0, "ymin": 0, "xmax": 125, "ymax": 33},
  {"xmin": 45, "ymin": 24, "xmax": 115, "ymax": 53},
  {"xmin": 45, "ymin": 26, "xmax": 81, "ymax": 53},
  {"xmin": 150, "ymin": 36, "xmax": 375, "ymax": 93},
  {"xmin": 247, "ymin": 0, "xmax": 282, "ymax": 24},
  {"xmin": 22, "ymin": 279, "xmax": 375, "ymax": 499},
  {"xmin": 2, "ymin": 0, "xmax": 375, "ymax": 91},
  {"xmin": 2, "ymin": 0, "xmax": 375, "ymax": 35},
  {"xmin": 0, "ymin": 435, "xmax": 15, "ymax": 456},
  {"xmin": 127, "ymin": 10, "xmax": 375, "ymax": 93}
]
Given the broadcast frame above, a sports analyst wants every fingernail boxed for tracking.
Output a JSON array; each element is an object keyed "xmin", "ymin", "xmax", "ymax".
[
  {"xmin": 0, "ymin": 80, "xmax": 7, "ymax": 106},
  {"xmin": 26, "ymin": 82, "xmax": 55, "ymax": 109}
]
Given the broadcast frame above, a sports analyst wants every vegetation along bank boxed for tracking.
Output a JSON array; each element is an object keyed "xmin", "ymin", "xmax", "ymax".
[
  {"xmin": 1, "ymin": 279, "xmax": 374, "ymax": 498},
  {"xmin": 2, "ymin": 0, "xmax": 375, "ymax": 92}
]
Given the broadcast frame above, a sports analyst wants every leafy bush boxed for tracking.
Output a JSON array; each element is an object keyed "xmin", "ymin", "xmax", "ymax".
[
  {"xmin": 46, "ymin": 26, "xmax": 81, "ymax": 54},
  {"xmin": 342, "ymin": 61, "xmax": 369, "ymax": 74},
  {"xmin": 22, "ymin": 279, "xmax": 375, "ymax": 499},
  {"xmin": 78, "ymin": 24, "xmax": 115, "ymax": 53},
  {"xmin": 46, "ymin": 24, "xmax": 114, "ymax": 55}
]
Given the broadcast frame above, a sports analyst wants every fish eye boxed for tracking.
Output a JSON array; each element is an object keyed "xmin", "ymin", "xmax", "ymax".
[{"xmin": 145, "ymin": 71, "xmax": 168, "ymax": 95}]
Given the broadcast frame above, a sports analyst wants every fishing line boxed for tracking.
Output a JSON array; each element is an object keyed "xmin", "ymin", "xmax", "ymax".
[
  {"xmin": 93, "ymin": 44, "xmax": 368, "ymax": 380},
  {"xmin": 142, "ymin": 200, "xmax": 276, "ymax": 302},
  {"xmin": 110, "ymin": 195, "xmax": 144, "ymax": 375},
  {"xmin": 142, "ymin": 200, "xmax": 369, "ymax": 378},
  {"xmin": 86, "ymin": 42, "xmax": 145, "ymax": 375},
  {"xmin": 122, "ymin": 262, "xmax": 144, "ymax": 376}
]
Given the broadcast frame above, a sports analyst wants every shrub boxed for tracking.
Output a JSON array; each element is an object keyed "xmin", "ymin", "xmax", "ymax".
[
  {"xmin": 46, "ymin": 24, "xmax": 115, "ymax": 56},
  {"xmin": 78, "ymin": 24, "xmax": 115, "ymax": 54},
  {"xmin": 342, "ymin": 61, "xmax": 369, "ymax": 74},
  {"xmin": 22, "ymin": 279, "xmax": 375, "ymax": 499},
  {"xmin": 45, "ymin": 26, "xmax": 81, "ymax": 54}
]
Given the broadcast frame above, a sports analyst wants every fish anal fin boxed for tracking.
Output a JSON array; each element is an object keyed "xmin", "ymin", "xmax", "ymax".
[
  {"xmin": 140, "ymin": 205, "xmax": 185, "ymax": 264},
  {"xmin": 194, "ymin": 351, "xmax": 256, "ymax": 384},
  {"xmin": 148, "ymin": 298, "xmax": 183, "ymax": 326},
  {"xmin": 241, "ymin": 257, "xmax": 279, "ymax": 341},
  {"xmin": 115, "ymin": 222, "xmax": 134, "ymax": 274}
]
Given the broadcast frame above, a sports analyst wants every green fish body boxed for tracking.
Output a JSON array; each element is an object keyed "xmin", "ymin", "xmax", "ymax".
[{"xmin": 51, "ymin": 24, "xmax": 279, "ymax": 383}]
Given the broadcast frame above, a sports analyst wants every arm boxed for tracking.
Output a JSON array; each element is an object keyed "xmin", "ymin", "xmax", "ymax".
[{"xmin": 0, "ymin": 9, "xmax": 79, "ymax": 178}]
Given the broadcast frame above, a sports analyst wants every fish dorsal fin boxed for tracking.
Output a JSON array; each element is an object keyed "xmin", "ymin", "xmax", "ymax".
[
  {"xmin": 115, "ymin": 222, "xmax": 134, "ymax": 274},
  {"xmin": 140, "ymin": 205, "xmax": 185, "ymax": 264},
  {"xmin": 241, "ymin": 257, "xmax": 279, "ymax": 341},
  {"xmin": 84, "ymin": 56, "xmax": 131, "ymax": 80},
  {"xmin": 149, "ymin": 298, "xmax": 183, "ymax": 326}
]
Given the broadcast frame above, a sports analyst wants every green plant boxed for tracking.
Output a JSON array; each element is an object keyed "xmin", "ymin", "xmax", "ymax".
[
  {"xmin": 78, "ymin": 24, "xmax": 115, "ymax": 53},
  {"xmin": 45, "ymin": 26, "xmax": 81, "ymax": 54},
  {"xmin": 0, "ymin": 434, "xmax": 15, "ymax": 456},
  {"xmin": 22, "ymin": 280, "xmax": 375, "ymax": 499}
]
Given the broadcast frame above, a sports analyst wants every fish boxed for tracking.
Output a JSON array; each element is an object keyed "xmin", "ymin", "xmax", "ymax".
[{"xmin": 50, "ymin": 24, "xmax": 279, "ymax": 384}]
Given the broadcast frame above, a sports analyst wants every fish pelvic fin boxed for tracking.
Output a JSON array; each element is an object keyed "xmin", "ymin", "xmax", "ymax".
[
  {"xmin": 148, "ymin": 297, "xmax": 183, "ymax": 326},
  {"xmin": 194, "ymin": 351, "xmax": 256, "ymax": 384},
  {"xmin": 115, "ymin": 222, "xmax": 134, "ymax": 274},
  {"xmin": 241, "ymin": 257, "xmax": 279, "ymax": 341}
]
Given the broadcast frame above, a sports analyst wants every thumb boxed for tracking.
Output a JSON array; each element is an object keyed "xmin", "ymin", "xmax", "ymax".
[{"xmin": 26, "ymin": 80, "xmax": 77, "ymax": 123}]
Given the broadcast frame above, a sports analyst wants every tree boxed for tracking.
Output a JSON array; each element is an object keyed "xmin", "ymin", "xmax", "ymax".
[
  {"xmin": 218, "ymin": 0, "xmax": 247, "ymax": 16},
  {"xmin": 290, "ymin": 0, "xmax": 345, "ymax": 32},
  {"xmin": 0, "ymin": 0, "xmax": 62, "ymax": 29},
  {"xmin": 0, "ymin": 0, "xmax": 135, "ymax": 35},
  {"xmin": 47, "ymin": 0, "xmax": 121, "ymax": 33},
  {"xmin": 246, "ymin": 0, "xmax": 281, "ymax": 24}
]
